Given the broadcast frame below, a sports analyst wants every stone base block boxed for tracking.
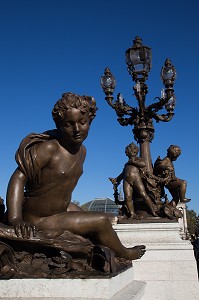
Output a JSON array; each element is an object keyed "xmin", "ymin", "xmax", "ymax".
[
  {"xmin": 0, "ymin": 267, "xmax": 146, "ymax": 299},
  {"xmin": 113, "ymin": 221, "xmax": 183, "ymax": 244},
  {"xmin": 114, "ymin": 221, "xmax": 199, "ymax": 300},
  {"xmin": 140, "ymin": 281, "xmax": 199, "ymax": 300}
]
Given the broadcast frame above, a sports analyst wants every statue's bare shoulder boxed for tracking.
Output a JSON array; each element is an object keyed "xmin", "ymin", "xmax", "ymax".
[{"xmin": 34, "ymin": 139, "xmax": 60, "ymax": 169}]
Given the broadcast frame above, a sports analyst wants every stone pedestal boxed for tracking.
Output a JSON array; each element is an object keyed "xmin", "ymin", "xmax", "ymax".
[
  {"xmin": 113, "ymin": 221, "xmax": 199, "ymax": 300},
  {"xmin": 0, "ymin": 267, "xmax": 146, "ymax": 299},
  {"xmin": 177, "ymin": 202, "xmax": 189, "ymax": 239}
]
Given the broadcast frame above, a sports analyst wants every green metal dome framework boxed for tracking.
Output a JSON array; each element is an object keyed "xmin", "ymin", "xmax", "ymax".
[{"xmin": 82, "ymin": 197, "xmax": 119, "ymax": 215}]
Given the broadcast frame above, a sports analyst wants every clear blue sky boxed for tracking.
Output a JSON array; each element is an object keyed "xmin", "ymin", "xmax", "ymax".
[{"xmin": 0, "ymin": 0, "xmax": 198, "ymax": 214}]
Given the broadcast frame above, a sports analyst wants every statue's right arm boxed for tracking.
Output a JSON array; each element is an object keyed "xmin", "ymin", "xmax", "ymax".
[
  {"xmin": 6, "ymin": 141, "xmax": 57, "ymax": 238},
  {"xmin": 6, "ymin": 169, "xmax": 36, "ymax": 239},
  {"xmin": 109, "ymin": 170, "xmax": 124, "ymax": 186},
  {"xmin": 116, "ymin": 171, "xmax": 124, "ymax": 184}
]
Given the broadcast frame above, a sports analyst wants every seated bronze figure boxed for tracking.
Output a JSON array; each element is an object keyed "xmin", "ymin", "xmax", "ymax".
[
  {"xmin": 0, "ymin": 92, "xmax": 145, "ymax": 278},
  {"xmin": 154, "ymin": 145, "xmax": 191, "ymax": 205}
]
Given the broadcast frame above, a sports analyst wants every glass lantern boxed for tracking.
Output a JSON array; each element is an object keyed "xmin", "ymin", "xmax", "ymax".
[
  {"xmin": 165, "ymin": 95, "xmax": 176, "ymax": 111},
  {"xmin": 125, "ymin": 36, "xmax": 152, "ymax": 81},
  {"xmin": 161, "ymin": 59, "xmax": 176, "ymax": 87},
  {"xmin": 100, "ymin": 67, "xmax": 116, "ymax": 95}
]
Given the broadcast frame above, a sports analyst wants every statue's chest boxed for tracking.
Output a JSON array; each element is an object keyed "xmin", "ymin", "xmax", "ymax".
[{"xmin": 51, "ymin": 152, "xmax": 83, "ymax": 179}]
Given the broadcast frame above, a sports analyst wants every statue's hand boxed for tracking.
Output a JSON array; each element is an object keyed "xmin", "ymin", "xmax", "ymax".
[
  {"xmin": 109, "ymin": 177, "xmax": 118, "ymax": 185},
  {"xmin": 11, "ymin": 218, "xmax": 37, "ymax": 239}
]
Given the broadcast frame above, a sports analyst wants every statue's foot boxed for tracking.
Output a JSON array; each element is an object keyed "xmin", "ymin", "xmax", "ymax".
[
  {"xmin": 169, "ymin": 200, "xmax": 177, "ymax": 207},
  {"xmin": 181, "ymin": 198, "xmax": 191, "ymax": 203},
  {"xmin": 118, "ymin": 214, "xmax": 128, "ymax": 222},
  {"xmin": 136, "ymin": 212, "xmax": 147, "ymax": 220},
  {"xmin": 129, "ymin": 212, "xmax": 135, "ymax": 219},
  {"xmin": 151, "ymin": 210, "xmax": 158, "ymax": 217},
  {"xmin": 125, "ymin": 245, "xmax": 146, "ymax": 260}
]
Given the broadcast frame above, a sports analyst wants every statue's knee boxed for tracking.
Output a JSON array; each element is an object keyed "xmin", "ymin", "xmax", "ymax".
[
  {"xmin": 98, "ymin": 214, "xmax": 110, "ymax": 226},
  {"xmin": 140, "ymin": 191, "xmax": 147, "ymax": 198},
  {"xmin": 181, "ymin": 180, "xmax": 187, "ymax": 187}
]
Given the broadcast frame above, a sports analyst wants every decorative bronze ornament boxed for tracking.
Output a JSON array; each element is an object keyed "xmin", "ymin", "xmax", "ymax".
[
  {"xmin": 102, "ymin": 37, "xmax": 190, "ymax": 220},
  {"xmin": 100, "ymin": 67, "xmax": 116, "ymax": 95},
  {"xmin": 125, "ymin": 36, "xmax": 152, "ymax": 82},
  {"xmin": 101, "ymin": 37, "xmax": 177, "ymax": 173}
]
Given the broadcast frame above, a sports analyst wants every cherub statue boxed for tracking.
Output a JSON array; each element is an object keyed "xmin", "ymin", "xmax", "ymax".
[
  {"xmin": 109, "ymin": 142, "xmax": 158, "ymax": 218},
  {"xmin": 153, "ymin": 145, "xmax": 191, "ymax": 206},
  {"xmin": 5, "ymin": 92, "xmax": 145, "ymax": 264}
]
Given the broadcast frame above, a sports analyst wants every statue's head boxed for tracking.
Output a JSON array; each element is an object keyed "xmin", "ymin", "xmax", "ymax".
[
  {"xmin": 52, "ymin": 92, "xmax": 97, "ymax": 129},
  {"xmin": 125, "ymin": 142, "xmax": 139, "ymax": 157},
  {"xmin": 52, "ymin": 92, "xmax": 97, "ymax": 146},
  {"xmin": 167, "ymin": 145, "xmax": 181, "ymax": 161}
]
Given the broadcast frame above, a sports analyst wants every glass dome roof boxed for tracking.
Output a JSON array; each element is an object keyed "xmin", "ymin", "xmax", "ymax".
[{"xmin": 82, "ymin": 198, "xmax": 119, "ymax": 216}]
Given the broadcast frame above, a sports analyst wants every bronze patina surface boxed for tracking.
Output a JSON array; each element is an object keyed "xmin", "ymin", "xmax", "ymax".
[{"xmin": 0, "ymin": 92, "xmax": 144, "ymax": 279}]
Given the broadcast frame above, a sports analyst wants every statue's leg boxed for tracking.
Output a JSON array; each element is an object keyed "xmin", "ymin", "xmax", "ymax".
[
  {"xmin": 123, "ymin": 180, "xmax": 135, "ymax": 217},
  {"xmin": 178, "ymin": 179, "xmax": 188, "ymax": 201},
  {"xmin": 135, "ymin": 181, "xmax": 158, "ymax": 217},
  {"xmin": 35, "ymin": 212, "xmax": 146, "ymax": 260},
  {"xmin": 166, "ymin": 181, "xmax": 181, "ymax": 204}
]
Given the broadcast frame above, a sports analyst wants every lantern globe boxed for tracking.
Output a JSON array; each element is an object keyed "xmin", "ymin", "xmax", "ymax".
[
  {"xmin": 100, "ymin": 67, "xmax": 116, "ymax": 94},
  {"xmin": 125, "ymin": 36, "xmax": 152, "ymax": 81}
]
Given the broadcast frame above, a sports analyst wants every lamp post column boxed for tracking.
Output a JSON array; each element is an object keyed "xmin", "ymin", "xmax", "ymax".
[{"xmin": 133, "ymin": 119, "xmax": 154, "ymax": 173}]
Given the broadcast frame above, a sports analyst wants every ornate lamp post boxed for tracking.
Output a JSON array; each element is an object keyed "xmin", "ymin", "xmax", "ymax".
[{"xmin": 101, "ymin": 36, "xmax": 177, "ymax": 173}]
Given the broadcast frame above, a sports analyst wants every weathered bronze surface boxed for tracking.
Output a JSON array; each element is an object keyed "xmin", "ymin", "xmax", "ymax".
[
  {"xmin": 0, "ymin": 92, "xmax": 145, "ymax": 279},
  {"xmin": 101, "ymin": 37, "xmax": 190, "ymax": 220},
  {"xmin": 153, "ymin": 145, "xmax": 190, "ymax": 205},
  {"xmin": 109, "ymin": 143, "xmax": 187, "ymax": 220},
  {"xmin": 109, "ymin": 143, "xmax": 158, "ymax": 218}
]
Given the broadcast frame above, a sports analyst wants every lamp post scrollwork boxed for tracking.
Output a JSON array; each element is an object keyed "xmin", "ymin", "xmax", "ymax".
[{"xmin": 101, "ymin": 36, "xmax": 177, "ymax": 173}]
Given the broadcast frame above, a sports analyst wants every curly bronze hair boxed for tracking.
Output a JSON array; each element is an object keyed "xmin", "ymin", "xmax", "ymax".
[
  {"xmin": 125, "ymin": 142, "xmax": 139, "ymax": 156},
  {"xmin": 52, "ymin": 92, "xmax": 98, "ymax": 128},
  {"xmin": 167, "ymin": 145, "xmax": 181, "ymax": 157}
]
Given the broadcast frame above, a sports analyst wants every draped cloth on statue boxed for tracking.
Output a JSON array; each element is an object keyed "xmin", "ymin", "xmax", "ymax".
[{"xmin": 15, "ymin": 130, "xmax": 58, "ymax": 195}]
